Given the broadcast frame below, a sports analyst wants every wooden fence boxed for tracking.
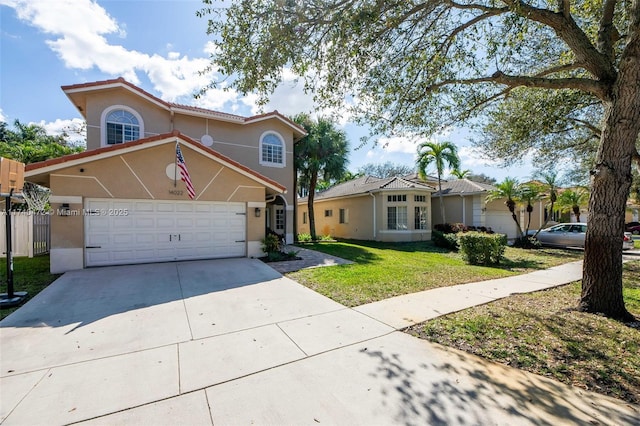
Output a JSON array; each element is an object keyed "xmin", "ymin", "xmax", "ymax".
[{"xmin": 0, "ymin": 212, "xmax": 50, "ymax": 257}]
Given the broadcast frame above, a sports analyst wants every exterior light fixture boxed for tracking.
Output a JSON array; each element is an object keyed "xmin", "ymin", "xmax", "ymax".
[{"xmin": 255, "ymin": 207, "xmax": 261, "ymax": 217}]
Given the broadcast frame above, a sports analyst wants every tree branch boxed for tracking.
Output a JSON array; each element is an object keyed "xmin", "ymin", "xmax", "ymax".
[
  {"xmin": 534, "ymin": 63, "xmax": 585, "ymax": 77},
  {"xmin": 571, "ymin": 118, "xmax": 602, "ymax": 137},
  {"xmin": 597, "ymin": 0, "xmax": 621, "ymax": 61},
  {"xmin": 499, "ymin": 0, "xmax": 617, "ymax": 84},
  {"xmin": 423, "ymin": 71, "xmax": 608, "ymax": 99}
]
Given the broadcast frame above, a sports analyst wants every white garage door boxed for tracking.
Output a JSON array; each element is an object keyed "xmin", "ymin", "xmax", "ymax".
[
  {"xmin": 84, "ymin": 199, "xmax": 246, "ymax": 267},
  {"xmin": 485, "ymin": 211, "xmax": 520, "ymax": 239}
]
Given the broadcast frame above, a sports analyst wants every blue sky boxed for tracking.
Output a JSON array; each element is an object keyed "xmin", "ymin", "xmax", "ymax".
[{"xmin": 0, "ymin": 0, "xmax": 533, "ymax": 181}]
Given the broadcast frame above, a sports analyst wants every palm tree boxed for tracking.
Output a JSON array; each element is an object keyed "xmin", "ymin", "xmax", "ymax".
[
  {"xmin": 450, "ymin": 168, "xmax": 471, "ymax": 179},
  {"xmin": 533, "ymin": 171, "xmax": 560, "ymax": 237},
  {"xmin": 416, "ymin": 140, "xmax": 460, "ymax": 224},
  {"xmin": 519, "ymin": 183, "xmax": 543, "ymax": 235},
  {"xmin": 294, "ymin": 114, "xmax": 349, "ymax": 240},
  {"xmin": 486, "ymin": 177, "xmax": 524, "ymax": 238},
  {"xmin": 558, "ymin": 188, "xmax": 589, "ymax": 222}
]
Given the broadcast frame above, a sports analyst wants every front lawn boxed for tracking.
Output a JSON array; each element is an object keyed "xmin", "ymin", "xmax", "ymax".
[
  {"xmin": 0, "ymin": 256, "xmax": 60, "ymax": 320},
  {"xmin": 289, "ymin": 240, "xmax": 583, "ymax": 306},
  {"xmin": 408, "ymin": 261, "xmax": 640, "ymax": 404}
]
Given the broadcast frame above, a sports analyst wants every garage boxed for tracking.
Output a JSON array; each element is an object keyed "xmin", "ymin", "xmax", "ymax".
[
  {"xmin": 84, "ymin": 198, "xmax": 246, "ymax": 267},
  {"xmin": 485, "ymin": 210, "xmax": 520, "ymax": 240}
]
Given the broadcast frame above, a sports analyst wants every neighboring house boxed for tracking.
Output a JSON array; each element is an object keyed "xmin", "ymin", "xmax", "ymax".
[
  {"xmin": 297, "ymin": 175, "xmax": 435, "ymax": 242},
  {"xmin": 405, "ymin": 175, "xmax": 550, "ymax": 239},
  {"xmin": 25, "ymin": 77, "xmax": 306, "ymax": 273}
]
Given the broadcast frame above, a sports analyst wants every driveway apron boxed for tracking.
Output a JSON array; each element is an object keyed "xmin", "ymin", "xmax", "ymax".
[
  {"xmin": 0, "ymin": 258, "xmax": 390, "ymax": 425},
  {"xmin": 1, "ymin": 258, "xmax": 638, "ymax": 425}
]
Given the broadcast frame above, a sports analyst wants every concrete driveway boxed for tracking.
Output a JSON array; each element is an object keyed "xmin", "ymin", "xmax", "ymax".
[{"xmin": 1, "ymin": 258, "xmax": 638, "ymax": 425}]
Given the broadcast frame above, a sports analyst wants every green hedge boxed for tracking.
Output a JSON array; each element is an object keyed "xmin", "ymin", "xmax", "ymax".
[
  {"xmin": 432, "ymin": 230, "xmax": 459, "ymax": 251},
  {"xmin": 458, "ymin": 232, "xmax": 507, "ymax": 265}
]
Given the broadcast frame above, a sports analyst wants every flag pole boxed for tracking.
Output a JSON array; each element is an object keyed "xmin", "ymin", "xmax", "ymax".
[{"xmin": 174, "ymin": 141, "xmax": 178, "ymax": 187}]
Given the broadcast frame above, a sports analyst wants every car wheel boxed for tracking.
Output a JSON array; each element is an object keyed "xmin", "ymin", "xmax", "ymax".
[{"xmin": 634, "ymin": 230, "xmax": 640, "ymax": 235}]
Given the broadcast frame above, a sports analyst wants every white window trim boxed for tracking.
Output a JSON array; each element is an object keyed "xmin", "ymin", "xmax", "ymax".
[
  {"xmin": 259, "ymin": 131, "xmax": 286, "ymax": 168},
  {"xmin": 100, "ymin": 105, "xmax": 144, "ymax": 147}
]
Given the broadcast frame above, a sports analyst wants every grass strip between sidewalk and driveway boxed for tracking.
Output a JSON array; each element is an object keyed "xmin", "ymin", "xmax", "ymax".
[
  {"xmin": 1, "ymin": 256, "xmax": 60, "ymax": 321},
  {"xmin": 289, "ymin": 240, "xmax": 583, "ymax": 307},
  {"xmin": 407, "ymin": 261, "xmax": 640, "ymax": 405}
]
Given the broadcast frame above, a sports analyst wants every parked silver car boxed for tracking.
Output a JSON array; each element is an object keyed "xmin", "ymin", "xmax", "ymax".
[
  {"xmin": 535, "ymin": 223, "xmax": 587, "ymax": 248},
  {"xmin": 533, "ymin": 223, "xmax": 635, "ymax": 250}
]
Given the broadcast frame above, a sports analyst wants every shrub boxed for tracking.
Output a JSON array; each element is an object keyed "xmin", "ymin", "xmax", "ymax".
[
  {"xmin": 320, "ymin": 234, "xmax": 334, "ymax": 241},
  {"xmin": 432, "ymin": 230, "xmax": 459, "ymax": 251},
  {"xmin": 458, "ymin": 232, "xmax": 507, "ymax": 265},
  {"xmin": 261, "ymin": 234, "xmax": 281, "ymax": 254},
  {"xmin": 434, "ymin": 223, "xmax": 454, "ymax": 233},
  {"xmin": 434, "ymin": 223, "xmax": 468, "ymax": 234},
  {"xmin": 512, "ymin": 236, "xmax": 542, "ymax": 249},
  {"xmin": 297, "ymin": 233, "xmax": 312, "ymax": 243}
]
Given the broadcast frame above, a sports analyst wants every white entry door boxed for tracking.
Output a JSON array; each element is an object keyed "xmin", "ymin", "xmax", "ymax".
[{"xmin": 84, "ymin": 199, "xmax": 246, "ymax": 267}]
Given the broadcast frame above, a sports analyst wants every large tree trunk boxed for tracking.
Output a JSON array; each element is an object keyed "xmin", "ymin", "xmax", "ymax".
[{"xmin": 581, "ymin": 24, "xmax": 640, "ymax": 321}]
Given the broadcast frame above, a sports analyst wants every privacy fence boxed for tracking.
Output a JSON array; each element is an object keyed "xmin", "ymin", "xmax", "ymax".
[{"xmin": 1, "ymin": 212, "xmax": 50, "ymax": 257}]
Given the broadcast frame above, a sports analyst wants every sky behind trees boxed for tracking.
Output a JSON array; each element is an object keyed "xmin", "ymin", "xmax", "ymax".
[{"xmin": 0, "ymin": 0, "xmax": 534, "ymax": 180}]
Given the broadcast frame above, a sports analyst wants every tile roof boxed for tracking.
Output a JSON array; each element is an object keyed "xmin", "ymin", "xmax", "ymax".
[
  {"xmin": 299, "ymin": 175, "xmax": 435, "ymax": 202},
  {"xmin": 25, "ymin": 130, "xmax": 286, "ymax": 193},
  {"xmin": 62, "ymin": 77, "xmax": 306, "ymax": 136},
  {"xmin": 432, "ymin": 179, "xmax": 496, "ymax": 196}
]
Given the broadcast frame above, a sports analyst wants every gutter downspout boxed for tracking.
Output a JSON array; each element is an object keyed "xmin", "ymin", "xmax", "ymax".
[
  {"xmin": 370, "ymin": 192, "xmax": 376, "ymax": 239},
  {"xmin": 461, "ymin": 194, "xmax": 466, "ymax": 225}
]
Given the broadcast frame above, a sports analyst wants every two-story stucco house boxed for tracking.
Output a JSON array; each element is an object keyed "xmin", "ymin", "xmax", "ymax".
[{"xmin": 25, "ymin": 78, "xmax": 305, "ymax": 273}]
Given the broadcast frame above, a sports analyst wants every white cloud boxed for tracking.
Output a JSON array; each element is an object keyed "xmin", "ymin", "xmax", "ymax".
[
  {"xmin": 377, "ymin": 135, "xmax": 421, "ymax": 155},
  {"xmin": 38, "ymin": 118, "xmax": 86, "ymax": 145},
  {"xmin": 4, "ymin": 0, "xmax": 220, "ymax": 101},
  {"xmin": 458, "ymin": 145, "xmax": 502, "ymax": 167},
  {"xmin": 0, "ymin": 109, "xmax": 6, "ymax": 122}
]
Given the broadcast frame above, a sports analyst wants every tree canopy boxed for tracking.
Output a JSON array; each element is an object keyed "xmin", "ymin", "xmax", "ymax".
[
  {"xmin": 294, "ymin": 114, "xmax": 349, "ymax": 240},
  {"xmin": 0, "ymin": 120, "xmax": 84, "ymax": 164},
  {"xmin": 200, "ymin": 0, "xmax": 640, "ymax": 319},
  {"xmin": 357, "ymin": 162, "xmax": 414, "ymax": 179},
  {"xmin": 416, "ymin": 140, "xmax": 460, "ymax": 224}
]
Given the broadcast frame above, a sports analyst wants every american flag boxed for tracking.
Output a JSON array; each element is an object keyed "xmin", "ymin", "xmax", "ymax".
[{"xmin": 176, "ymin": 143, "xmax": 195, "ymax": 199}]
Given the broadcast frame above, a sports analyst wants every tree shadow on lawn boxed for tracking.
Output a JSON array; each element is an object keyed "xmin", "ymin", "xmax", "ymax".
[
  {"xmin": 497, "ymin": 257, "xmax": 546, "ymax": 271},
  {"xmin": 296, "ymin": 240, "xmax": 383, "ymax": 264}
]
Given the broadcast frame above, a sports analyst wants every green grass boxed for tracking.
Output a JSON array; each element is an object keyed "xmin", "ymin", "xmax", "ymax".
[
  {"xmin": 0, "ymin": 256, "xmax": 60, "ymax": 320},
  {"xmin": 408, "ymin": 261, "xmax": 640, "ymax": 404},
  {"xmin": 290, "ymin": 240, "xmax": 583, "ymax": 306}
]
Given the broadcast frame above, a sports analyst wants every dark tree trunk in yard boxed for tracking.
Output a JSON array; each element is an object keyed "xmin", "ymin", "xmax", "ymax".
[{"xmin": 581, "ymin": 26, "xmax": 640, "ymax": 321}]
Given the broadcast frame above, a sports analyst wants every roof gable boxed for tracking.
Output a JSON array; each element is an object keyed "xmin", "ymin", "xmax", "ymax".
[
  {"xmin": 62, "ymin": 77, "xmax": 306, "ymax": 138},
  {"xmin": 433, "ymin": 179, "xmax": 496, "ymax": 196},
  {"xmin": 300, "ymin": 175, "xmax": 435, "ymax": 202},
  {"xmin": 25, "ymin": 130, "xmax": 286, "ymax": 193}
]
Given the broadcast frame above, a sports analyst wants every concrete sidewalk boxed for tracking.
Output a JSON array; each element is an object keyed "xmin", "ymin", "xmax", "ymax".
[
  {"xmin": 1, "ymin": 258, "xmax": 638, "ymax": 425},
  {"xmin": 356, "ymin": 261, "xmax": 583, "ymax": 329}
]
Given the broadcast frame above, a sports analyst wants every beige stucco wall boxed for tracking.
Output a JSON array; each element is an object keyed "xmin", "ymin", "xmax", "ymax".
[
  {"xmin": 82, "ymin": 87, "xmax": 295, "ymax": 206},
  {"xmin": 80, "ymin": 86, "xmax": 297, "ymax": 243},
  {"xmin": 84, "ymin": 89, "xmax": 172, "ymax": 151},
  {"xmin": 377, "ymin": 191, "xmax": 432, "ymax": 242},
  {"xmin": 38, "ymin": 140, "xmax": 270, "ymax": 272},
  {"xmin": 298, "ymin": 190, "xmax": 433, "ymax": 242},
  {"xmin": 298, "ymin": 195, "xmax": 375, "ymax": 240},
  {"xmin": 431, "ymin": 195, "xmax": 475, "ymax": 225}
]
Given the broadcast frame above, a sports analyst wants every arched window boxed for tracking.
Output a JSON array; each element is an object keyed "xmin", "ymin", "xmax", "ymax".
[
  {"xmin": 104, "ymin": 108, "xmax": 141, "ymax": 145},
  {"xmin": 260, "ymin": 132, "xmax": 285, "ymax": 167}
]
